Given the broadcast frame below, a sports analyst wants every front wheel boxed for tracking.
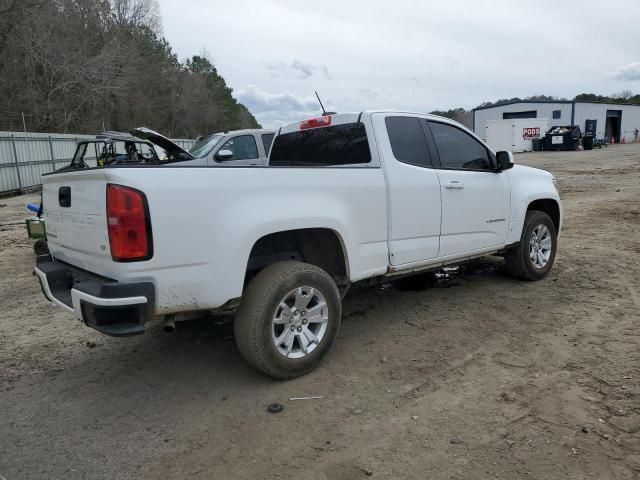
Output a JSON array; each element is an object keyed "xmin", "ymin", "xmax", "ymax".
[
  {"xmin": 234, "ymin": 261, "xmax": 342, "ymax": 379},
  {"xmin": 504, "ymin": 210, "xmax": 557, "ymax": 281}
]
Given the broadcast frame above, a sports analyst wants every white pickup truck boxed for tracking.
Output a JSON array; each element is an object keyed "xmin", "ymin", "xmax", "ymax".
[{"xmin": 35, "ymin": 111, "xmax": 561, "ymax": 378}]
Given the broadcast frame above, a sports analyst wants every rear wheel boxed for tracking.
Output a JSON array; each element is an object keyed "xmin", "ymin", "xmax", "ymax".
[
  {"xmin": 234, "ymin": 261, "xmax": 341, "ymax": 379},
  {"xmin": 505, "ymin": 210, "xmax": 557, "ymax": 281}
]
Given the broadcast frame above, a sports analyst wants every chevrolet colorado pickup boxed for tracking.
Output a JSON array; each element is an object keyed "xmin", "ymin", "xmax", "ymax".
[{"xmin": 35, "ymin": 111, "xmax": 561, "ymax": 378}]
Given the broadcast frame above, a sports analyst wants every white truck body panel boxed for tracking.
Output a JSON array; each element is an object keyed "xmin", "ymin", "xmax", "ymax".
[
  {"xmin": 505, "ymin": 164, "xmax": 562, "ymax": 244},
  {"xmin": 371, "ymin": 112, "xmax": 441, "ymax": 265},
  {"xmin": 437, "ymin": 168, "xmax": 510, "ymax": 256},
  {"xmin": 44, "ymin": 170, "xmax": 110, "ymax": 262}
]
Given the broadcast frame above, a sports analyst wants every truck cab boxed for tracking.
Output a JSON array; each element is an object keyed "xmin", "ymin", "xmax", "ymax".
[{"xmin": 270, "ymin": 112, "xmax": 560, "ymax": 268}]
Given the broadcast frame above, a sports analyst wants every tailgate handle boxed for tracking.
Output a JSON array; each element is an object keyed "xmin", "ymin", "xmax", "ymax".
[{"xmin": 59, "ymin": 186, "xmax": 71, "ymax": 207}]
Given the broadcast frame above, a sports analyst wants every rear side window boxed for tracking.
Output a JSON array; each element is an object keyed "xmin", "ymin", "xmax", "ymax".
[
  {"xmin": 261, "ymin": 133, "xmax": 274, "ymax": 155},
  {"xmin": 385, "ymin": 116, "xmax": 431, "ymax": 167},
  {"xmin": 270, "ymin": 123, "xmax": 371, "ymax": 166},
  {"xmin": 219, "ymin": 135, "xmax": 259, "ymax": 161},
  {"xmin": 428, "ymin": 122, "xmax": 492, "ymax": 171}
]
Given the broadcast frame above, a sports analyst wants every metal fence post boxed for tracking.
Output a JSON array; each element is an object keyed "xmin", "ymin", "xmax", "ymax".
[
  {"xmin": 10, "ymin": 134, "xmax": 23, "ymax": 192},
  {"xmin": 48, "ymin": 135, "xmax": 56, "ymax": 171}
]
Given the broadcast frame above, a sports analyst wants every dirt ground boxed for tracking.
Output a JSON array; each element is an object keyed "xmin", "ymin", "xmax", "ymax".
[{"xmin": 1, "ymin": 145, "xmax": 639, "ymax": 480}]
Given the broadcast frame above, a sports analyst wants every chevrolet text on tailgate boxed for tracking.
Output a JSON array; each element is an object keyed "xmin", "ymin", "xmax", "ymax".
[{"xmin": 36, "ymin": 111, "xmax": 562, "ymax": 378}]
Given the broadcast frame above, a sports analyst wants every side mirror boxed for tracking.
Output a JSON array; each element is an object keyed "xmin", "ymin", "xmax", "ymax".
[
  {"xmin": 216, "ymin": 149, "xmax": 233, "ymax": 161},
  {"xmin": 495, "ymin": 151, "xmax": 514, "ymax": 171}
]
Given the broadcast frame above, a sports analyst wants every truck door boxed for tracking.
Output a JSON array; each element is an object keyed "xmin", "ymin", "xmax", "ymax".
[
  {"xmin": 213, "ymin": 134, "xmax": 262, "ymax": 166},
  {"xmin": 372, "ymin": 113, "xmax": 441, "ymax": 266},
  {"xmin": 424, "ymin": 120, "xmax": 510, "ymax": 257}
]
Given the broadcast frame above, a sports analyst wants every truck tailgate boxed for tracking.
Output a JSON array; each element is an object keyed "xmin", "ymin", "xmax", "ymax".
[{"xmin": 42, "ymin": 170, "xmax": 112, "ymax": 269}]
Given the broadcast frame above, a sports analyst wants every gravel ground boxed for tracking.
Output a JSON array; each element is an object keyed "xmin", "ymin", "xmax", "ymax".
[{"xmin": 1, "ymin": 145, "xmax": 639, "ymax": 480}]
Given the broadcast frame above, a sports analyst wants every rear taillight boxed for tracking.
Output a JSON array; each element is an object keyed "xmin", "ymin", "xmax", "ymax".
[
  {"xmin": 106, "ymin": 184, "xmax": 152, "ymax": 262},
  {"xmin": 300, "ymin": 115, "xmax": 332, "ymax": 130}
]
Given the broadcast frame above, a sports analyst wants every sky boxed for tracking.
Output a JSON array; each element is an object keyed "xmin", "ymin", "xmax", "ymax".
[{"xmin": 157, "ymin": 0, "xmax": 640, "ymax": 129}]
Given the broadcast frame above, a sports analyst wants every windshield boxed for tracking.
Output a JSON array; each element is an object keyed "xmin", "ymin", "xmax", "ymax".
[{"xmin": 189, "ymin": 134, "xmax": 225, "ymax": 157}]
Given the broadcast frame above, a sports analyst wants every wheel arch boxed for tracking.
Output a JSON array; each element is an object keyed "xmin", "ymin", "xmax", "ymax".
[
  {"xmin": 244, "ymin": 228, "xmax": 350, "ymax": 291},
  {"xmin": 527, "ymin": 198, "xmax": 561, "ymax": 234}
]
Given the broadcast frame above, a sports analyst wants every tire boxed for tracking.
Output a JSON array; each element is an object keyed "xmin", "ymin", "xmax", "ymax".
[
  {"xmin": 33, "ymin": 239, "xmax": 49, "ymax": 255},
  {"xmin": 234, "ymin": 261, "xmax": 342, "ymax": 379},
  {"xmin": 505, "ymin": 210, "xmax": 557, "ymax": 281}
]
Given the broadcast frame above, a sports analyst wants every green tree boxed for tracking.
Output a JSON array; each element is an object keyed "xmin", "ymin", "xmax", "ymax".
[{"xmin": 0, "ymin": 0, "xmax": 259, "ymax": 136}]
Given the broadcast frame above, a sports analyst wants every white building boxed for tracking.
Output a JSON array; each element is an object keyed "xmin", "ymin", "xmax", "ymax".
[{"xmin": 473, "ymin": 101, "xmax": 640, "ymax": 144}]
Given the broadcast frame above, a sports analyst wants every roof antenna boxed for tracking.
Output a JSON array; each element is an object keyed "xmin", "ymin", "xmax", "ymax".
[
  {"xmin": 314, "ymin": 91, "xmax": 337, "ymax": 116},
  {"xmin": 315, "ymin": 91, "xmax": 327, "ymax": 116}
]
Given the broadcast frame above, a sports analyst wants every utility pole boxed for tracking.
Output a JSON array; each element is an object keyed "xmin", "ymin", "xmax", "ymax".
[
  {"xmin": 21, "ymin": 112, "xmax": 33, "ymax": 133},
  {"xmin": 21, "ymin": 112, "xmax": 28, "ymax": 133}
]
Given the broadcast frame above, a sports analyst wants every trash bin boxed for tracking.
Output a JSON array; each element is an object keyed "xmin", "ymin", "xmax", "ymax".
[
  {"xmin": 543, "ymin": 125, "xmax": 582, "ymax": 151},
  {"xmin": 583, "ymin": 133, "xmax": 593, "ymax": 150},
  {"xmin": 532, "ymin": 138, "xmax": 543, "ymax": 152}
]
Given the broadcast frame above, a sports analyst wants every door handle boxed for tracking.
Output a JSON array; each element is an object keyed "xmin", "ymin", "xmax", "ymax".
[{"xmin": 445, "ymin": 180, "xmax": 464, "ymax": 189}]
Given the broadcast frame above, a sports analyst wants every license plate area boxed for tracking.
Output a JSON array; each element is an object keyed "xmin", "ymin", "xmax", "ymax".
[{"xmin": 59, "ymin": 186, "xmax": 71, "ymax": 207}]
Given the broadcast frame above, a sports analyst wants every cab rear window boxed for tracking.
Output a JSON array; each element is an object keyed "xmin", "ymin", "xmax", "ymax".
[{"xmin": 269, "ymin": 123, "xmax": 371, "ymax": 166}]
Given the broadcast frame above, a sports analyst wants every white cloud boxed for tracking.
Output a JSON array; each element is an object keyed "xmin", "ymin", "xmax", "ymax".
[
  {"xmin": 611, "ymin": 62, "xmax": 640, "ymax": 81},
  {"xmin": 234, "ymin": 85, "xmax": 328, "ymax": 128},
  {"xmin": 358, "ymin": 88, "xmax": 380, "ymax": 99},
  {"xmin": 234, "ymin": 85, "xmax": 317, "ymax": 113},
  {"xmin": 266, "ymin": 59, "xmax": 332, "ymax": 80},
  {"xmin": 319, "ymin": 65, "xmax": 331, "ymax": 80}
]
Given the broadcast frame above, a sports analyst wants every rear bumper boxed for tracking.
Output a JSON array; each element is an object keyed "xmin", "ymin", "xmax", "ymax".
[{"xmin": 35, "ymin": 255, "xmax": 155, "ymax": 337}]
